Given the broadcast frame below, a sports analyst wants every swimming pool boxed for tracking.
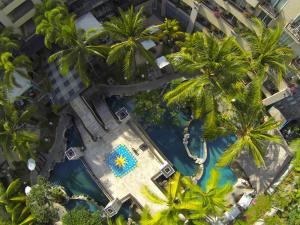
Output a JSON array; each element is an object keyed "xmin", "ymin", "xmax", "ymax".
[
  {"xmin": 50, "ymin": 126, "xmax": 109, "ymax": 211},
  {"xmin": 105, "ymin": 97, "xmax": 237, "ymax": 189},
  {"xmin": 50, "ymin": 159, "xmax": 109, "ymax": 208}
]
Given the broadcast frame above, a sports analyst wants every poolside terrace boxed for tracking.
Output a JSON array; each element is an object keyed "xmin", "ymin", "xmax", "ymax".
[{"xmin": 74, "ymin": 114, "xmax": 169, "ymax": 214}]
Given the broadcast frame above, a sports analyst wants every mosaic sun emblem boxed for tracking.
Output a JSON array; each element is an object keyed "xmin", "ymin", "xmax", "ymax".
[{"xmin": 114, "ymin": 155, "xmax": 127, "ymax": 168}]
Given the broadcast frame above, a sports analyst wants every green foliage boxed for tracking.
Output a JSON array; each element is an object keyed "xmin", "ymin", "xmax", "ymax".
[
  {"xmin": 164, "ymin": 32, "xmax": 247, "ymax": 139},
  {"xmin": 141, "ymin": 171, "xmax": 228, "ymax": 224},
  {"xmin": 103, "ymin": 6, "xmax": 156, "ymax": 79},
  {"xmin": 34, "ymin": 0, "xmax": 63, "ymax": 25},
  {"xmin": 154, "ymin": 18, "xmax": 185, "ymax": 46},
  {"xmin": 182, "ymin": 169, "xmax": 232, "ymax": 216},
  {"xmin": 0, "ymin": 29, "xmax": 31, "ymax": 88},
  {"xmin": 216, "ymin": 79, "xmax": 281, "ymax": 167},
  {"xmin": 133, "ymin": 90, "xmax": 179, "ymax": 127},
  {"xmin": 27, "ymin": 177, "xmax": 66, "ymax": 224},
  {"xmin": 35, "ymin": 4, "xmax": 107, "ymax": 86},
  {"xmin": 62, "ymin": 206, "xmax": 103, "ymax": 225},
  {"xmin": 234, "ymin": 195, "xmax": 271, "ymax": 225},
  {"xmin": 0, "ymin": 101, "xmax": 39, "ymax": 162},
  {"xmin": 0, "ymin": 179, "xmax": 35, "ymax": 225},
  {"xmin": 239, "ymin": 18, "xmax": 294, "ymax": 85}
]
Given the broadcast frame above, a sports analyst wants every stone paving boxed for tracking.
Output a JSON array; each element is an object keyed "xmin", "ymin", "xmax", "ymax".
[{"xmin": 75, "ymin": 117, "xmax": 168, "ymax": 214}]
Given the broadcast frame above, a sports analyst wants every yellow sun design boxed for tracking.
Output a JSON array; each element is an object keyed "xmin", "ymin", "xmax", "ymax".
[{"xmin": 115, "ymin": 155, "xmax": 127, "ymax": 168}]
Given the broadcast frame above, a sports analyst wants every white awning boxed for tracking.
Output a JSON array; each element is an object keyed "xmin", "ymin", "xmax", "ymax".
[
  {"xmin": 76, "ymin": 12, "xmax": 103, "ymax": 31},
  {"xmin": 147, "ymin": 25, "xmax": 160, "ymax": 34},
  {"xmin": 141, "ymin": 40, "xmax": 156, "ymax": 50},
  {"xmin": 238, "ymin": 194, "xmax": 253, "ymax": 209},
  {"xmin": 7, "ymin": 72, "xmax": 32, "ymax": 102},
  {"xmin": 155, "ymin": 56, "xmax": 170, "ymax": 69},
  {"xmin": 224, "ymin": 206, "xmax": 241, "ymax": 221}
]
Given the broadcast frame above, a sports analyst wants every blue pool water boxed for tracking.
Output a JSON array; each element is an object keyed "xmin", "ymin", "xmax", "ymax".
[
  {"xmin": 50, "ymin": 126, "xmax": 109, "ymax": 211},
  {"xmin": 50, "ymin": 159, "xmax": 109, "ymax": 208},
  {"xmin": 107, "ymin": 144, "xmax": 137, "ymax": 177},
  {"xmin": 105, "ymin": 96, "xmax": 237, "ymax": 189},
  {"xmin": 66, "ymin": 199, "xmax": 98, "ymax": 212}
]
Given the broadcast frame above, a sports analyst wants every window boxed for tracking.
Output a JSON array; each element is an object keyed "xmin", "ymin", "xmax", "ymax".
[
  {"xmin": 8, "ymin": 0, "xmax": 34, "ymax": 22},
  {"xmin": 177, "ymin": 0, "xmax": 192, "ymax": 15},
  {"xmin": 0, "ymin": 0, "xmax": 12, "ymax": 9},
  {"xmin": 269, "ymin": 0, "xmax": 287, "ymax": 11},
  {"xmin": 280, "ymin": 31, "xmax": 294, "ymax": 47},
  {"xmin": 257, "ymin": 11, "xmax": 272, "ymax": 26},
  {"xmin": 21, "ymin": 19, "xmax": 35, "ymax": 38},
  {"xmin": 291, "ymin": 14, "xmax": 300, "ymax": 29}
]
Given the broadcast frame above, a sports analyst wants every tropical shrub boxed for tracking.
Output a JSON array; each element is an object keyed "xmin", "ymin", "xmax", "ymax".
[
  {"xmin": 27, "ymin": 177, "xmax": 66, "ymax": 224},
  {"xmin": 133, "ymin": 89, "xmax": 179, "ymax": 127},
  {"xmin": 62, "ymin": 206, "xmax": 103, "ymax": 225}
]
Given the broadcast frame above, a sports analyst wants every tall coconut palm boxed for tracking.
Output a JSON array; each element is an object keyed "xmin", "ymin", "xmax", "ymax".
[
  {"xmin": 103, "ymin": 6, "xmax": 156, "ymax": 79},
  {"xmin": 36, "ymin": 5, "xmax": 108, "ymax": 86},
  {"xmin": 0, "ymin": 179, "xmax": 35, "ymax": 225},
  {"xmin": 154, "ymin": 18, "xmax": 185, "ymax": 46},
  {"xmin": 0, "ymin": 102, "xmax": 39, "ymax": 161},
  {"xmin": 216, "ymin": 79, "xmax": 282, "ymax": 167},
  {"xmin": 141, "ymin": 172, "xmax": 206, "ymax": 225},
  {"xmin": 164, "ymin": 32, "xmax": 248, "ymax": 139},
  {"xmin": 182, "ymin": 169, "xmax": 232, "ymax": 216},
  {"xmin": 239, "ymin": 18, "xmax": 294, "ymax": 84}
]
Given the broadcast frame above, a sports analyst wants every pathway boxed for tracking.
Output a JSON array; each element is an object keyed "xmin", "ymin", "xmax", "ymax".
[
  {"xmin": 39, "ymin": 107, "xmax": 73, "ymax": 178},
  {"xmin": 92, "ymin": 96, "xmax": 119, "ymax": 131},
  {"xmin": 70, "ymin": 96, "xmax": 107, "ymax": 141},
  {"xmin": 84, "ymin": 71, "xmax": 187, "ymax": 97}
]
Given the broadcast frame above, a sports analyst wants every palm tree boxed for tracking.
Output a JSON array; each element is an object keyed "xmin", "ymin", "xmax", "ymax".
[
  {"xmin": 0, "ymin": 52, "xmax": 32, "ymax": 88},
  {"xmin": 164, "ymin": 32, "xmax": 248, "ymax": 139},
  {"xmin": 0, "ymin": 29, "xmax": 31, "ymax": 88},
  {"xmin": 103, "ymin": 6, "xmax": 156, "ymax": 79},
  {"xmin": 34, "ymin": 0, "xmax": 63, "ymax": 25},
  {"xmin": 0, "ymin": 102, "xmax": 39, "ymax": 161},
  {"xmin": 141, "ymin": 172, "xmax": 206, "ymax": 225},
  {"xmin": 182, "ymin": 169, "xmax": 232, "ymax": 216},
  {"xmin": 154, "ymin": 18, "xmax": 184, "ymax": 46},
  {"xmin": 36, "ymin": 5, "xmax": 108, "ymax": 86},
  {"xmin": 216, "ymin": 79, "xmax": 282, "ymax": 167},
  {"xmin": 0, "ymin": 179, "xmax": 35, "ymax": 225},
  {"xmin": 106, "ymin": 215, "xmax": 128, "ymax": 225},
  {"xmin": 239, "ymin": 18, "xmax": 294, "ymax": 85}
]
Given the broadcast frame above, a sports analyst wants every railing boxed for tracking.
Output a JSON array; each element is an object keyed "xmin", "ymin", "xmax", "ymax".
[
  {"xmin": 80, "ymin": 158, "xmax": 113, "ymax": 201},
  {"xmin": 285, "ymin": 22, "xmax": 300, "ymax": 43},
  {"xmin": 8, "ymin": 0, "xmax": 34, "ymax": 22},
  {"xmin": 0, "ymin": 0, "xmax": 12, "ymax": 9},
  {"xmin": 259, "ymin": 1, "xmax": 279, "ymax": 18},
  {"xmin": 226, "ymin": 0, "xmax": 246, "ymax": 12}
]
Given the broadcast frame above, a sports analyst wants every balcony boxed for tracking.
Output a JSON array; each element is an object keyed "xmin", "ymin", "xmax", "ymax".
[
  {"xmin": 285, "ymin": 22, "xmax": 300, "ymax": 43},
  {"xmin": 259, "ymin": 0, "xmax": 279, "ymax": 18},
  {"xmin": 8, "ymin": 0, "xmax": 34, "ymax": 23},
  {"xmin": 0, "ymin": 0, "xmax": 12, "ymax": 9}
]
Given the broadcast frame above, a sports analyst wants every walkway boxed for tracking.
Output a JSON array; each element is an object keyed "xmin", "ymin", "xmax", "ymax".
[
  {"xmin": 92, "ymin": 96, "xmax": 119, "ymax": 131},
  {"xmin": 70, "ymin": 96, "xmax": 107, "ymax": 141},
  {"xmin": 84, "ymin": 71, "xmax": 187, "ymax": 97},
  {"xmin": 39, "ymin": 107, "xmax": 73, "ymax": 178},
  {"xmin": 74, "ymin": 115, "xmax": 168, "ymax": 214}
]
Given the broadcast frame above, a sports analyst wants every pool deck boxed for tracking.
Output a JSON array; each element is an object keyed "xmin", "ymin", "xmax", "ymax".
[{"xmin": 75, "ymin": 117, "xmax": 168, "ymax": 214}]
